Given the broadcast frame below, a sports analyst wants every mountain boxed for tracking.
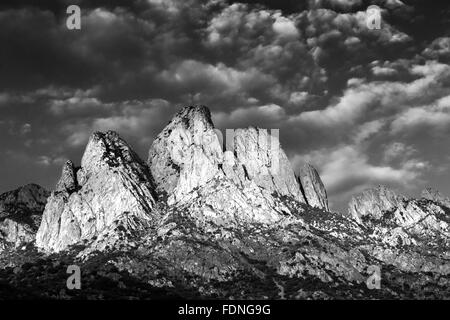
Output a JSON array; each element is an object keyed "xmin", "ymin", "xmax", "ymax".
[
  {"xmin": 348, "ymin": 185, "xmax": 449, "ymax": 273},
  {"xmin": 0, "ymin": 105, "xmax": 449, "ymax": 299},
  {"xmin": 148, "ymin": 106, "xmax": 306, "ymax": 205},
  {"xmin": 147, "ymin": 106, "xmax": 308, "ymax": 227},
  {"xmin": 36, "ymin": 131, "xmax": 157, "ymax": 253},
  {"xmin": 422, "ymin": 187, "xmax": 450, "ymax": 208},
  {"xmin": 0, "ymin": 184, "xmax": 49, "ymax": 252}
]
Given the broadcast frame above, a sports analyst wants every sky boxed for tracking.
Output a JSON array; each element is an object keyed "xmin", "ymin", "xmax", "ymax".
[{"xmin": 1, "ymin": 0, "xmax": 450, "ymax": 212}]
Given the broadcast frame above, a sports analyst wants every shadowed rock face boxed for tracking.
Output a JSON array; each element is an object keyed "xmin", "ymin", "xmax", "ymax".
[
  {"xmin": 0, "ymin": 184, "xmax": 49, "ymax": 250},
  {"xmin": 36, "ymin": 131, "xmax": 157, "ymax": 253},
  {"xmin": 298, "ymin": 163, "xmax": 328, "ymax": 211},
  {"xmin": 148, "ymin": 106, "xmax": 222, "ymax": 198},
  {"xmin": 55, "ymin": 160, "xmax": 78, "ymax": 193},
  {"xmin": 147, "ymin": 106, "xmax": 305, "ymax": 226}
]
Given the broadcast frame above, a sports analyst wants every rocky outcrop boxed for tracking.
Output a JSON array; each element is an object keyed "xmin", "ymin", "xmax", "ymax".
[
  {"xmin": 148, "ymin": 106, "xmax": 306, "ymax": 206},
  {"xmin": 1, "ymin": 105, "xmax": 449, "ymax": 300},
  {"xmin": 146, "ymin": 105, "xmax": 312, "ymax": 228},
  {"xmin": 0, "ymin": 184, "xmax": 49, "ymax": 250},
  {"xmin": 230, "ymin": 127, "xmax": 305, "ymax": 203},
  {"xmin": 349, "ymin": 186, "xmax": 449, "ymax": 240},
  {"xmin": 348, "ymin": 185, "xmax": 449, "ymax": 275},
  {"xmin": 298, "ymin": 163, "xmax": 328, "ymax": 211},
  {"xmin": 36, "ymin": 131, "xmax": 157, "ymax": 252},
  {"xmin": 148, "ymin": 106, "xmax": 223, "ymax": 198},
  {"xmin": 422, "ymin": 187, "xmax": 450, "ymax": 208},
  {"xmin": 348, "ymin": 185, "xmax": 403, "ymax": 223}
]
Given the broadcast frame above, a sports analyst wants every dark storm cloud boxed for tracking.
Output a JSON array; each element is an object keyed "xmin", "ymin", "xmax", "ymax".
[{"xmin": 1, "ymin": 0, "xmax": 450, "ymax": 212}]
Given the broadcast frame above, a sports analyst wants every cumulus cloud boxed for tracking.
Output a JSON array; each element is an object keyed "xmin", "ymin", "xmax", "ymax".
[
  {"xmin": 383, "ymin": 142, "xmax": 417, "ymax": 162},
  {"xmin": 390, "ymin": 95, "xmax": 450, "ymax": 135}
]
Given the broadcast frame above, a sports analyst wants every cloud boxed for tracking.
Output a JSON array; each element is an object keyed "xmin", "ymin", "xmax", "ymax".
[
  {"xmin": 383, "ymin": 142, "xmax": 417, "ymax": 162},
  {"xmin": 290, "ymin": 61, "xmax": 450, "ymax": 133},
  {"xmin": 352, "ymin": 119, "xmax": 386, "ymax": 144},
  {"xmin": 294, "ymin": 142, "xmax": 428, "ymax": 211},
  {"xmin": 423, "ymin": 37, "xmax": 450, "ymax": 61},
  {"xmin": 59, "ymin": 98, "xmax": 172, "ymax": 154}
]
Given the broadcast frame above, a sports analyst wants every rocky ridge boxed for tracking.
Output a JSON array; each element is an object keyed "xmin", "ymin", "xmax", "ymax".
[
  {"xmin": 422, "ymin": 187, "xmax": 450, "ymax": 208},
  {"xmin": 148, "ymin": 106, "xmax": 309, "ymax": 206},
  {"xmin": 36, "ymin": 131, "xmax": 157, "ymax": 252},
  {"xmin": 0, "ymin": 105, "xmax": 449, "ymax": 299}
]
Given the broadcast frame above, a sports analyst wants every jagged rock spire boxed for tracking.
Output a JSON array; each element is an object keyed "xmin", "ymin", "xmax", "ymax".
[
  {"xmin": 36, "ymin": 131, "xmax": 157, "ymax": 252},
  {"xmin": 298, "ymin": 163, "xmax": 328, "ymax": 211},
  {"xmin": 148, "ymin": 105, "xmax": 307, "ymax": 204}
]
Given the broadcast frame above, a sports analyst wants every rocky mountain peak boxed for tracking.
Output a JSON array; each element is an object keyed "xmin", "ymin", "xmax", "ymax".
[
  {"xmin": 422, "ymin": 187, "xmax": 450, "ymax": 208},
  {"xmin": 81, "ymin": 131, "xmax": 146, "ymax": 172},
  {"xmin": 298, "ymin": 163, "xmax": 328, "ymax": 211},
  {"xmin": 229, "ymin": 127, "xmax": 305, "ymax": 203},
  {"xmin": 348, "ymin": 185, "xmax": 403, "ymax": 222},
  {"xmin": 148, "ymin": 105, "xmax": 309, "ymax": 205},
  {"xmin": 36, "ymin": 131, "xmax": 157, "ymax": 253},
  {"xmin": 174, "ymin": 105, "xmax": 214, "ymax": 128}
]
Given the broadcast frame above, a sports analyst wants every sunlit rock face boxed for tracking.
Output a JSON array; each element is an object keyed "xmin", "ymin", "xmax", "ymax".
[
  {"xmin": 0, "ymin": 184, "xmax": 49, "ymax": 250},
  {"xmin": 148, "ymin": 106, "xmax": 307, "ymax": 206},
  {"xmin": 36, "ymin": 131, "xmax": 157, "ymax": 252},
  {"xmin": 298, "ymin": 163, "xmax": 328, "ymax": 211},
  {"xmin": 148, "ymin": 106, "xmax": 223, "ymax": 201},
  {"xmin": 1, "ymin": 105, "xmax": 449, "ymax": 300},
  {"xmin": 348, "ymin": 185, "xmax": 403, "ymax": 223},
  {"xmin": 231, "ymin": 127, "xmax": 306, "ymax": 204},
  {"xmin": 348, "ymin": 185, "xmax": 450, "ymax": 273}
]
